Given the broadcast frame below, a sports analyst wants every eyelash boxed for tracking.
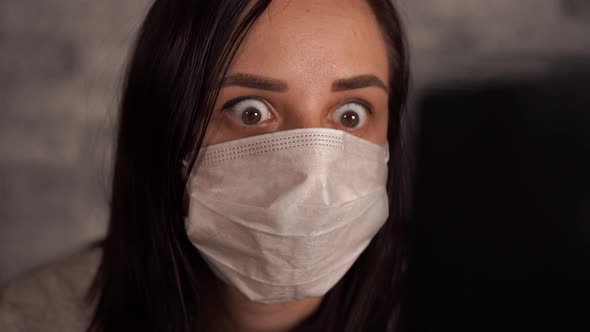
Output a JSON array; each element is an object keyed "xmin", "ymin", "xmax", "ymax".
[
  {"xmin": 221, "ymin": 96, "xmax": 375, "ymax": 122},
  {"xmin": 342, "ymin": 98, "xmax": 374, "ymax": 115},
  {"xmin": 222, "ymin": 96, "xmax": 269, "ymax": 110}
]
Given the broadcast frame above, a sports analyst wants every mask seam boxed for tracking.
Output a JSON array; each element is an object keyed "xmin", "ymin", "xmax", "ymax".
[
  {"xmin": 201, "ymin": 141, "xmax": 345, "ymax": 165},
  {"xmin": 204, "ymin": 133, "xmax": 343, "ymax": 156}
]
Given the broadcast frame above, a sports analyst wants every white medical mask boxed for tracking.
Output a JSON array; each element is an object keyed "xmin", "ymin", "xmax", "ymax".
[{"xmin": 185, "ymin": 128, "xmax": 389, "ymax": 304}]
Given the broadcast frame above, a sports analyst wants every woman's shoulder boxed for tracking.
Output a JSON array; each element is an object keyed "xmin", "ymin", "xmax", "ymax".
[{"xmin": 0, "ymin": 246, "xmax": 102, "ymax": 332}]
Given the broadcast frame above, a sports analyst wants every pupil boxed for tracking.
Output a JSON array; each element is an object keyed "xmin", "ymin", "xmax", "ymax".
[
  {"xmin": 242, "ymin": 108, "xmax": 262, "ymax": 125},
  {"xmin": 341, "ymin": 111, "xmax": 359, "ymax": 128}
]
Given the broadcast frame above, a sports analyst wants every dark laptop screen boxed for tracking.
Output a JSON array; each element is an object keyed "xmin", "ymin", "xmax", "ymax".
[{"xmin": 403, "ymin": 72, "xmax": 590, "ymax": 332}]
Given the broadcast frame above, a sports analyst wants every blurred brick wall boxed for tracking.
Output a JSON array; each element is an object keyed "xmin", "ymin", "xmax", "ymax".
[
  {"xmin": 0, "ymin": 0, "xmax": 151, "ymax": 282},
  {"xmin": 1, "ymin": 0, "xmax": 589, "ymax": 283},
  {"xmin": 398, "ymin": 0, "xmax": 590, "ymax": 86}
]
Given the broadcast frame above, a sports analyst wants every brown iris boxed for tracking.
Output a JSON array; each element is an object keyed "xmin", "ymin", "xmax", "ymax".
[
  {"xmin": 340, "ymin": 110, "xmax": 360, "ymax": 128},
  {"xmin": 241, "ymin": 108, "xmax": 262, "ymax": 125}
]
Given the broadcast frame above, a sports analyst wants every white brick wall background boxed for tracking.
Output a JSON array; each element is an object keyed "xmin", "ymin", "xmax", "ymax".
[
  {"xmin": 0, "ymin": 0, "xmax": 150, "ymax": 283},
  {"xmin": 1, "ymin": 0, "xmax": 589, "ymax": 283}
]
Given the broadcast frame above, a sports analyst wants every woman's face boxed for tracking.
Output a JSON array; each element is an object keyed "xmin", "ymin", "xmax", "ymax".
[{"xmin": 204, "ymin": 0, "xmax": 390, "ymax": 146}]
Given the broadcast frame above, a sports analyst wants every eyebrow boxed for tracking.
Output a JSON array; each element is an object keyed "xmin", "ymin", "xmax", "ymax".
[
  {"xmin": 332, "ymin": 75, "xmax": 388, "ymax": 93},
  {"xmin": 222, "ymin": 73, "xmax": 288, "ymax": 92},
  {"xmin": 221, "ymin": 73, "xmax": 389, "ymax": 93}
]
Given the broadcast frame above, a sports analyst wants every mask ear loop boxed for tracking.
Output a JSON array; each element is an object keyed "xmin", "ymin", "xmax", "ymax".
[
  {"xmin": 181, "ymin": 148, "xmax": 207, "ymax": 217},
  {"xmin": 181, "ymin": 149, "xmax": 200, "ymax": 178},
  {"xmin": 181, "ymin": 152, "xmax": 195, "ymax": 219}
]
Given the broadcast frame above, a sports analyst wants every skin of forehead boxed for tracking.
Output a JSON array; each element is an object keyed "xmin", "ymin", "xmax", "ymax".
[
  {"xmin": 229, "ymin": 0, "xmax": 390, "ymax": 93},
  {"xmin": 203, "ymin": 0, "xmax": 390, "ymax": 146}
]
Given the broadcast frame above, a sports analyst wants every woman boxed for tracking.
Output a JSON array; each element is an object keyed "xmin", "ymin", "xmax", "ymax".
[{"xmin": 0, "ymin": 0, "xmax": 409, "ymax": 331}]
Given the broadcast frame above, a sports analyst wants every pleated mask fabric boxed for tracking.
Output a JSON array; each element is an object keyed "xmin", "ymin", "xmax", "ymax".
[{"xmin": 185, "ymin": 128, "xmax": 389, "ymax": 304}]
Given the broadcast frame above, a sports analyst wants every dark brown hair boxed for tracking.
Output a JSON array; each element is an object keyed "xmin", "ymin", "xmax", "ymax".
[{"xmin": 87, "ymin": 1, "xmax": 409, "ymax": 331}]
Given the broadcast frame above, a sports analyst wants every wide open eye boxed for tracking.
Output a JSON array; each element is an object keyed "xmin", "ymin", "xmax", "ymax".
[
  {"xmin": 225, "ymin": 97, "xmax": 272, "ymax": 126},
  {"xmin": 332, "ymin": 102, "xmax": 370, "ymax": 129}
]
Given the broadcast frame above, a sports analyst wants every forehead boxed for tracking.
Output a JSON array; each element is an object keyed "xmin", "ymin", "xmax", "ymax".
[{"xmin": 230, "ymin": 0, "xmax": 389, "ymax": 85}]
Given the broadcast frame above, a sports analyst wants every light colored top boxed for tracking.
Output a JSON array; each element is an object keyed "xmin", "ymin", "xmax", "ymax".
[{"xmin": 0, "ymin": 248, "xmax": 101, "ymax": 332}]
